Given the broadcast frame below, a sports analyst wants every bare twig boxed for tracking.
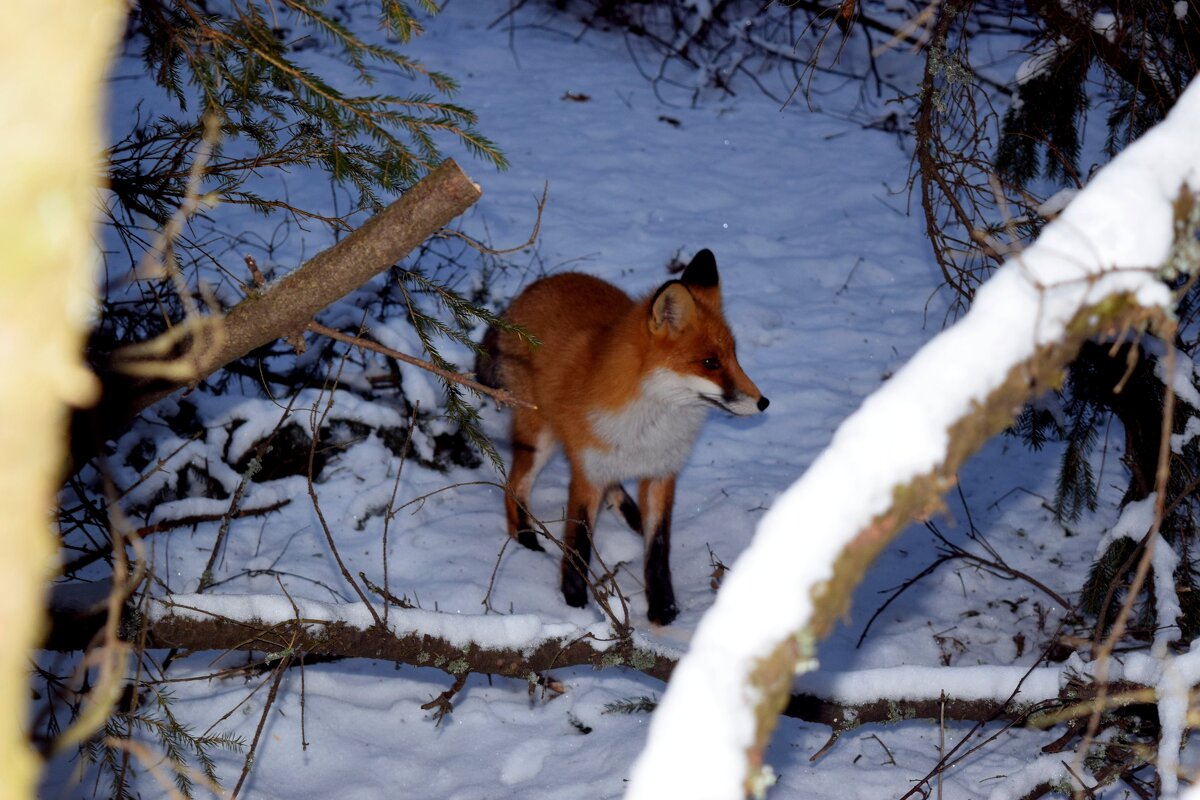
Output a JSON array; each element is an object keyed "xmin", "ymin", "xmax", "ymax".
[
  {"xmin": 481, "ymin": 535, "xmax": 515, "ymax": 614},
  {"xmin": 420, "ymin": 672, "xmax": 469, "ymax": 725},
  {"xmin": 359, "ymin": 573, "xmax": 415, "ymax": 610},
  {"xmin": 438, "ymin": 181, "xmax": 547, "ymax": 255},
  {"xmin": 61, "ymin": 499, "xmax": 289, "ymax": 575},
  {"xmin": 1074, "ymin": 326, "xmax": 1180, "ymax": 779},
  {"xmin": 52, "ymin": 471, "xmax": 144, "ymax": 755},
  {"xmin": 231, "ymin": 650, "xmax": 290, "ymax": 799},
  {"xmin": 382, "ymin": 401, "xmax": 419, "ymax": 624},
  {"xmin": 869, "ymin": 733, "xmax": 896, "ymax": 767},
  {"xmin": 306, "ymin": 321, "xmax": 535, "ymax": 410},
  {"xmin": 137, "ymin": 112, "xmax": 221, "ymax": 305},
  {"xmin": 305, "ymin": 360, "xmax": 384, "ymax": 629}
]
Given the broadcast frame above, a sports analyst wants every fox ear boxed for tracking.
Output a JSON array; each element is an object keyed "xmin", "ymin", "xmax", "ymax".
[
  {"xmin": 681, "ymin": 249, "xmax": 719, "ymax": 289},
  {"xmin": 650, "ymin": 282, "xmax": 696, "ymax": 336}
]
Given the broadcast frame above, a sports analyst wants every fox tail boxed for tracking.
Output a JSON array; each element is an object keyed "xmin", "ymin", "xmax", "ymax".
[{"xmin": 474, "ymin": 324, "xmax": 503, "ymax": 390}]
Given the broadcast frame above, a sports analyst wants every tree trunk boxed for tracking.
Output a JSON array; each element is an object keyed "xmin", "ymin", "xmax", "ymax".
[{"xmin": 0, "ymin": 2, "xmax": 125, "ymax": 797}]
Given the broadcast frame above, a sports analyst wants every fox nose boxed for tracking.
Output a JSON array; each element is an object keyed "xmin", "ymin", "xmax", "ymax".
[{"xmin": 757, "ymin": 396, "xmax": 769, "ymax": 412}]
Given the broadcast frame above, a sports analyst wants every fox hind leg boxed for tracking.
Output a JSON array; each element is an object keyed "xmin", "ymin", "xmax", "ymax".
[
  {"xmin": 561, "ymin": 473, "xmax": 603, "ymax": 608},
  {"xmin": 505, "ymin": 412, "xmax": 555, "ymax": 551},
  {"xmin": 605, "ymin": 484, "xmax": 642, "ymax": 534}
]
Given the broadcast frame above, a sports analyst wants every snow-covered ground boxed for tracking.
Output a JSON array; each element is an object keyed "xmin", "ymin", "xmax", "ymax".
[{"xmin": 40, "ymin": 2, "xmax": 1200, "ymax": 798}]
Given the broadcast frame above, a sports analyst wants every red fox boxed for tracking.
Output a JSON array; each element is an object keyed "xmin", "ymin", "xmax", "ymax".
[{"xmin": 477, "ymin": 250, "xmax": 767, "ymax": 625}]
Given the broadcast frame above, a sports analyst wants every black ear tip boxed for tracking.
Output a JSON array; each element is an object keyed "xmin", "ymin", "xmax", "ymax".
[{"xmin": 682, "ymin": 248, "xmax": 719, "ymax": 287}]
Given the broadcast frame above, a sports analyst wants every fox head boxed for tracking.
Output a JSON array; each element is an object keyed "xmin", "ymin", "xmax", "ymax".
[{"xmin": 647, "ymin": 249, "xmax": 769, "ymax": 416}]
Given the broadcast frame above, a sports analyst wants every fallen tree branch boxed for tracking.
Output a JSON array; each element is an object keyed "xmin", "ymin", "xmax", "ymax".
[
  {"xmin": 45, "ymin": 596, "xmax": 675, "ymax": 683},
  {"xmin": 74, "ymin": 159, "xmax": 483, "ymax": 464},
  {"xmin": 39, "ymin": 594, "xmax": 1186, "ymax": 741}
]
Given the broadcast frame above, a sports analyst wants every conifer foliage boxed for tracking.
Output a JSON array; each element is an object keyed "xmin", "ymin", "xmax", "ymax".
[
  {"xmin": 91, "ymin": 0, "xmax": 510, "ymax": 467},
  {"xmin": 1000, "ymin": 0, "xmax": 1197, "ymax": 189},
  {"xmin": 109, "ymin": 0, "xmax": 504, "ymax": 231}
]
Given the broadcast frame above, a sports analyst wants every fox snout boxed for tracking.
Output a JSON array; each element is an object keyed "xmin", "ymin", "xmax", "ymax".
[
  {"xmin": 710, "ymin": 360, "xmax": 768, "ymax": 416},
  {"xmin": 709, "ymin": 387, "xmax": 768, "ymax": 416}
]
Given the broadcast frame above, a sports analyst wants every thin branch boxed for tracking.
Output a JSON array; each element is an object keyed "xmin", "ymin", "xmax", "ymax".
[
  {"xmin": 382, "ymin": 401, "xmax": 419, "ymax": 624},
  {"xmin": 61, "ymin": 500, "xmax": 289, "ymax": 575},
  {"xmin": 438, "ymin": 181, "xmax": 547, "ymax": 255},
  {"xmin": 231, "ymin": 649, "xmax": 290, "ymax": 799},
  {"xmin": 1075, "ymin": 323, "xmax": 1180, "ymax": 778},
  {"xmin": 304, "ymin": 358, "xmax": 384, "ymax": 629},
  {"xmin": 420, "ymin": 672, "xmax": 468, "ymax": 725},
  {"xmin": 306, "ymin": 321, "xmax": 535, "ymax": 409}
]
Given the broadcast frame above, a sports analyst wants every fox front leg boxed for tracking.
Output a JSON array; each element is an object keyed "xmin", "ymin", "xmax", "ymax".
[{"xmin": 639, "ymin": 476, "xmax": 678, "ymax": 625}]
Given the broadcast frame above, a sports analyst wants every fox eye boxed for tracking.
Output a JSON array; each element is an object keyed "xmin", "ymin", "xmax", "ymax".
[{"xmin": 702, "ymin": 357, "xmax": 720, "ymax": 371}]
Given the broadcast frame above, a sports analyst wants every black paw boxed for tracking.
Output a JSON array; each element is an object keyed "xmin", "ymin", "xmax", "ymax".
[
  {"xmin": 561, "ymin": 570, "xmax": 589, "ymax": 608},
  {"xmin": 516, "ymin": 529, "xmax": 544, "ymax": 551},
  {"xmin": 647, "ymin": 598, "xmax": 678, "ymax": 626}
]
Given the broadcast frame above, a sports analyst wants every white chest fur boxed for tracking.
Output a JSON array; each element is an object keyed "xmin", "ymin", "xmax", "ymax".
[{"xmin": 582, "ymin": 369, "xmax": 717, "ymax": 483}]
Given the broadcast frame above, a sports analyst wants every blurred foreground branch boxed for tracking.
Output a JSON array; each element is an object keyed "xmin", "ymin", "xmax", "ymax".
[{"xmin": 0, "ymin": 1, "xmax": 125, "ymax": 796}]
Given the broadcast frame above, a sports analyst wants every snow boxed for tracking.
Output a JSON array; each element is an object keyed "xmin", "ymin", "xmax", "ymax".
[
  {"xmin": 152, "ymin": 593, "xmax": 596, "ymax": 652},
  {"xmin": 40, "ymin": 3, "xmax": 1200, "ymax": 799},
  {"xmin": 1152, "ymin": 533, "xmax": 1184, "ymax": 651},
  {"xmin": 986, "ymin": 753, "xmax": 1091, "ymax": 800},
  {"xmin": 1014, "ymin": 44, "xmax": 1061, "ymax": 86},
  {"xmin": 1095, "ymin": 495, "xmax": 1184, "ymax": 652},
  {"xmin": 1036, "ymin": 186, "xmax": 1078, "ymax": 218},
  {"xmin": 214, "ymin": 389, "xmax": 409, "ymax": 465},
  {"xmin": 1160, "ymin": 654, "xmax": 1189, "ymax": 795},
  {"xmin": 1153, "ymin": 340, "xmax": 1200, "ymax": 409},
  {"xmin": 800, "ymin": 664, "xmax": 1062, "ymax": 706},
  {"xmin": 1092, "ymin": 12, "xmax": 1118, "ymax": 43},
  {"xmin": 1094, "ymin": 494, "xmax": 1158, "ymax": 555},
  {"xmin": 147, "ymin": 496, "xmax": 246, "ymax": 526},
  {"xmin": 1174, "ymin": 416, "xmax": 1200, "ymax": 452}
]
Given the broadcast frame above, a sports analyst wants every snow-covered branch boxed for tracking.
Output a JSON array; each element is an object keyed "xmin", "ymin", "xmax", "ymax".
[
  {"xmin": 48, "ymin": 592, "xmax": 675, "ymax": 684},
  {"xmin": 45, "ymin": 590, "xmax": 1197, "ymax": 742},
  {"xmin": 629, "ymin": 78, "xmax": 1200, "ymax": 799},
  {"xmin": 47, "ymin": 586, "xmax": 1200, "ymax": 797}
]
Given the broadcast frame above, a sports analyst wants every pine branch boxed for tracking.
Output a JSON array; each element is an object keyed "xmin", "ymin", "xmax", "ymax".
[{"xmin": 1025, "ymin": 0, "xmax": 1177, "ymax": 116}]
